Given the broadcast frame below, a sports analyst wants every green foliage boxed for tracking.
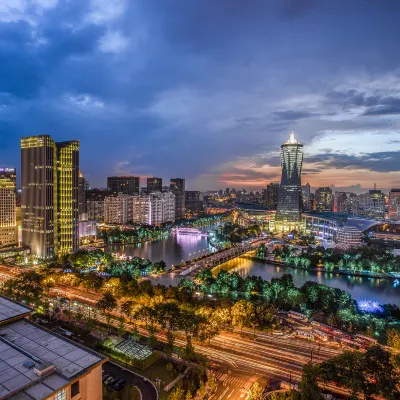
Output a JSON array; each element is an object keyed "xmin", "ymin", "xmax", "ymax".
[
  {"xmin": 318, "ymin": 345, "xmax": 400, "ymax": 399},
  {"xmin": 387, "ymin": 328, "xmax": 400, "ymax": 349},
  {"xmin": 299, "ymin": 363, "xmax": 322, "ymax": 400},
  {"xmin": 247, "ymin": 381, "xmax": 264, "ymax": 400}
]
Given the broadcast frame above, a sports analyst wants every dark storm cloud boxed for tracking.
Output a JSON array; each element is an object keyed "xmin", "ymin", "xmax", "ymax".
[
  {"xmin": 1, "ymin": 0, "xmax": 400, "ymax": 189},
  {"xmin": 273, "ymin": 111, "xmax": 321, "ymax": 121},
  {"xmin": 307, "ymin": 151, "xmax": 400, "ymax": 173}
]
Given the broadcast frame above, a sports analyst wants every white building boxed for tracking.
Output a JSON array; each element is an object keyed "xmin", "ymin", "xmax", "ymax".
[
  {"xmin": 104, "ymin": 194, "xmax": 133, "ymax": 224},
  {"xmin": 356, "ymin": 190, "xmax": 385, "ymax": 219},
  {"xmin": 132, "ymin": 192, "xmax": 175, "ymax": 225}
]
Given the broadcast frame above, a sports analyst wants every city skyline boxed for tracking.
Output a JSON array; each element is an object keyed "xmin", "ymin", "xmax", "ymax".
[{"xmin": 1, "ymin": 1, "xmax": 400, "ymax": 191}]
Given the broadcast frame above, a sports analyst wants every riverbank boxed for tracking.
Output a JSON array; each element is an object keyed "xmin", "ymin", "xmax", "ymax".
[{"xmin": 257, "ymin": 258, "xmax": 400, "ymax": 281}]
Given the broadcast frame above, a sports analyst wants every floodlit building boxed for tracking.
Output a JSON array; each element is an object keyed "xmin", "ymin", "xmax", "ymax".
[
  {"xmin": 104, "ymin": 194, "xmax": 133, "ymax": 224},
  {"xmin": 0, "ymin": 168, "xmax": 18, "ymax": 248},
  {"xmin": 170, "ymin": 178, "xmax": 185, "ymax": 218},
  {"xmin": 21, "ymin": 135, "xmax": 79, "ymax": 258},
  {"xmin": 107, "ymin": 176, "xmax": 140, "ymax": 195},
  {"xmin": 0, "ymin": 296, "xmax": 106, "ymax": 399},
  {"xmin": 275, "ymin": 132, "xmax": 304, "ymax": 232},
  {"xmin": 389, "ymin": 189, "xmax": 400, "ymax": 220},
  {"xmin": 335, "ymin": 225, "xmax": 363, "ymax": 247}
]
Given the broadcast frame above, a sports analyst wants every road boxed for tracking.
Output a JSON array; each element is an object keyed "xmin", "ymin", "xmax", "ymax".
[
  {"xmin": 0, "ymin": 264, "xmax": 349, "ymax": 398},
  {"xmin": 103, "ymin": 361, "xmax": 158, "ymax": 400}
]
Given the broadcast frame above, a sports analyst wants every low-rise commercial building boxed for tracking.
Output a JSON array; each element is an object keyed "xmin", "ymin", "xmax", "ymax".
[{"xmin": 0, "ymin": 296, "xmax": 106, "ymax": 399}]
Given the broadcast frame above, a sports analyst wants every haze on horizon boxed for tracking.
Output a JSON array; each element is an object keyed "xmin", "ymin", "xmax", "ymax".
[{"xmin": 0, "ymin": 0, "xmax": 400, "ymax": 192}]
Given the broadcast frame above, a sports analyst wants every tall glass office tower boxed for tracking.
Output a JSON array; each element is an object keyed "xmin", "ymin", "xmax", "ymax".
[
  {"xmin": 275, "ymin": 132, "xmax": 304, "ymax": 232},
  {"xmin": 21, "ymin": 135, "xmax": 79, "ymax": 258}
]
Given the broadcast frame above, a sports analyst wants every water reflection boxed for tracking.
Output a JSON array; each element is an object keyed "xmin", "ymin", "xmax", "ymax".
[{"xmin": 216, "ymin": 257, "xmax": 400, "ymax": 305}]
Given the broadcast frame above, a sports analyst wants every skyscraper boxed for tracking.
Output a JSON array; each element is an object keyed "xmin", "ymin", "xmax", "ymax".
[
  {"xmin": 264, "ymin": 182, "xmax": 280, "ymax": 209},
  {"xmin": 389, "ymin": 189, "xmax": 400, "ymax": 220},
  {"xmin": 107, "ymin": 176, "xmax": 140, "ymax": 195},
  {"xmin": 0, "ymin": 168, "xmax": 17, "ymax": 248},
  {"xmin": 315, "ymin": 187, "xmax": 333, "ymax": 212},
  {"xmin": 78, "ymin": 171, "xmax": 87, "ymax": 215},
  {"xmin": 170, "ymin": 178, "xmax": 185, "ymax": 218},
  {"xmin": 275, "ymin": 132, "xmax": 304, "ymax": 232},
  {"xmin": 147, "ymin": 177, "xmax": 162, "ymax": 193},
  {"xmin": 21, "ymin": 135, "xmax": 79, "ymax": 258}
]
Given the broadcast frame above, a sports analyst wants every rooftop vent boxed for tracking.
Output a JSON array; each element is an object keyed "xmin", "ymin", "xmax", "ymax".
[
  {"xmin": 23, "ymin": 360, "xmax": 35, "ymax": 369},
  {"xmin": 34, "ymin": 362, "xmax": 55, "ymax": 377}
]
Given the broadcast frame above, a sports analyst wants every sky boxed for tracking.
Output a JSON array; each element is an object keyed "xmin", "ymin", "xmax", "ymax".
[{"xmin": 1, "ymin": 0, "xmax": 400, "ymax": 192}]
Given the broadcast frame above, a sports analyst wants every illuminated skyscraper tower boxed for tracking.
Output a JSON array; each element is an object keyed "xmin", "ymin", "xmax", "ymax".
[
  {"xmin": 275, "ymin": 132, "xmax": 304, "ymax": 232},
  {"xmin": 21, "ymin": 135, "xmax": 79, "ymax": 258}
]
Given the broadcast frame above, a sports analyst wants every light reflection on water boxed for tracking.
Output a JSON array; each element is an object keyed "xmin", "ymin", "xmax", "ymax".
[
  {"xmin": 215, "ymin": 257, "xmax": 400, "ymax": 305},
  {"xmin": 105, "ymin": 224, "xmax": 400, "ymax": 305}
]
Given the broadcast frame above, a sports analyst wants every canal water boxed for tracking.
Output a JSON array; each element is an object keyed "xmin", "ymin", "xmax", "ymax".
[{"xmin": 106, "ymin": 227, "xmax": 400, "ymax": 305}]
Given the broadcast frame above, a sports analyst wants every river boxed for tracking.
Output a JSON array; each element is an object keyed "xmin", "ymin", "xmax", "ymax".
[{"xmin": 106, "ymin": 228, "xmax": 400, "ymax": 305}]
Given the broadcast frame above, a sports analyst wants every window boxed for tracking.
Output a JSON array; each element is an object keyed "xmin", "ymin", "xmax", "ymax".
[
  {"xmin": 71, "ymin": 381, "xmax": 80, "ymax": 397},
  {"xmin": 55, "ymin": 389, "xmax": 66, "ymax": 400}
]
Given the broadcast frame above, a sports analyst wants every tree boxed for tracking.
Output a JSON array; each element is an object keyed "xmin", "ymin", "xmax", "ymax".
[
  {"xmin": 248, "ymin": 381, "xmax": 264, "ymax": 400},
  {"xmin": 387, "ymin": 328, "xmax": 400, "ymax": 350},
  {"xmin": 168, "ymin": 387, "xmax": 185, "ymax": 400},
  {"xmin": 96, "ymin": 293, "xmax": 117, "ymax": 313},
  {"xmin": 231, "ymin": 300, "xmax": 254, "ymax": 332},
  {"xmin": 299, "ymin": 363, "xmax": 322, "ymax": 400}
]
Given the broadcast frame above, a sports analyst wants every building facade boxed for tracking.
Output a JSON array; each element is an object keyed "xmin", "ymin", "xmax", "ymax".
[
  {"xmin": 147, "ymin": 177, "xmax": 162, "ymax": 193},
  {"xmin": 185, "ymin": 191, "xmax": 204, "ymax": 213},
  {"xmin": 0, "ymin": 168, "xmax": 18, "ymax": 248},
  {"xmin": 107, "ymin": 176, "xmax": 140, "ymax": 195},
  {"xmin": 21, "ymin": 135, "xmax": 79, "ymax": 258},
  {"xmin": 357, "ymin": 189, "xmax": 385, "ymax": 219},
  {"xmin": 170, "ymin": 178, "xmax": 185, "ymax": 218},
  {"xmin": 78, "ymin": 172, "xmax": 87, "ymax": 215},
  {"xmin": 104, "ymin": 194, "xmax": 133, "ymax": 224},
  {"xmin": 264, "ymin": 183, "xmax": 280, "ymax": 209},
  {"xmin": 389, "ymin": 189, "xmax": 400, "ymax": 220},
  {"xmin": 315, "ymin": 187, "xmax": 334, "ymax": 212},
  {"xmin": 132, "ymin": 192, "xmax": 175, "ymax": 225},
  {"xmin": 302, "ymin": 183, "xmax": 311, "ymax": 210},
  {"xmin": 0, "ymin": 296, "xmax": 106, "ymax": 399},
  {"xmin": 275, "ymin": 132, "xmax": 304, "ymax": 232}
]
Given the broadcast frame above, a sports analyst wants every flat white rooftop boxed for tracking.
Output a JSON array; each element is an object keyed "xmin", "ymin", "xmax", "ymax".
[
  {"xmin": 0, "ymin": 319, "xmax": 105, "ymax": 399},
  {"xmin": 0, "ymin": 297, "xmax": 32, "ymax": 324}
]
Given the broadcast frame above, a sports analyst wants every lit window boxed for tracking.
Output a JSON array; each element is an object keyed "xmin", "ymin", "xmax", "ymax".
[{"xmin": 55, "ymin": 389, "xmax": 67, "ymax": 400}]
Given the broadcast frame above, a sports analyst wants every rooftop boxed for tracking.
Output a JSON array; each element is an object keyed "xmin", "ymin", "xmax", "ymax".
[
  {"xmin": 0, "ymin": 297, "xmax": 32, "ymax": 325},
  {"xmin": 0, "ymin": 318, "xmax": 105, "ymax": 399}
]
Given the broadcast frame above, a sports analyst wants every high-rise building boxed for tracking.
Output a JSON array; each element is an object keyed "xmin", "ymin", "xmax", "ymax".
[
  {"xmin": 104, "ymin": 194, "xmax": 133, "ymax": 224},
  {"xmin": 170, "ymin": 178, "xmax": 185, "ymax": 218},
  {"xmin": 147, "ymin": 177, "xmax": 162, "ymax": 193},
  {"xmin": 357, "ymin": 189, "xmax": 385, "ymax": 219},
  {"xmin": 21, "ymin": 135, "xmax": 79, "ymax": 258},
  {"xmin": 107, "ymin": 176, "xmax": 140, "ymax": 195},
  {"xmin": 315, "ymin": 187, "xmax": 333, "ymax": 212},
  {"xmin": 185, "ymin": 191, "xmax": 204, "ymax": 213},
  {"xmin": 132, "ymin": 192, "xmax": 175, "ymax": 225},
  {"xmin": 0, "ymin": 168, "xmax": 17, "ymax": 248},
  {"xmin": 389, "ymin": 189, "xmax": 400, "ymax": 220},
  {"xmin": 264, "ymin": 183, "xmax": 280, "ymax": 209},
  {"xmin": 275, "ymin": 132, "xmax": 304, "ymax": 232},
  {"xmin": 302, "ymin": 183, "xmax": 311, "ymax": 210},
  {"xmin": 334, "ymin": 191, "xmax": 348, "ymax": 213},
  {"xmin": 78, "ymin": 171, "xmax": 87, "ymax": 215}
]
